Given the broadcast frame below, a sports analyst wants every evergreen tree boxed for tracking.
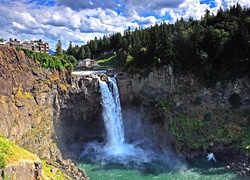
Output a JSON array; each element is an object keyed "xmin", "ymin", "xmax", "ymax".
[
  {"xmin": 84, "ymin": 46, "xmax": 91, "ymax": 58},
  {"xmin": 110, "ymin": 32, "xmax": 122, "ymax": 51},
  {"xmin": 55, "ymin": 39, "xmax": 63, "ymax": 56},
  {"xmin": 62, "ymin": 4, "xmax": 250, "ymax": 83},
  {"xmin": 88, "ymin": 40, "xmax": 98, "ymax": 53},
  {"xmin": 77, "ymin": 45, "xmax": 85, "ymax": 60},
  {"xmin": 66, "ymin": 41, "xmax": 73, "ymax": 56}
]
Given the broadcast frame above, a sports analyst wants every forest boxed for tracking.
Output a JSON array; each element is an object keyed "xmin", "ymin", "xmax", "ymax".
[{"xmin": 62, "ymin": 3, "xmax": 250, "ymax": 86}]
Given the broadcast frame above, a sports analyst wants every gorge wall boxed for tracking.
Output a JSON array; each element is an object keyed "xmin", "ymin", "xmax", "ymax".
[
  {"xmin": 117, "ymin": 67, "xmax": 250, "ymax": 156},
  {"xmin": 0, "ymin": 46, "xmax": 88, "ymax": 179}
]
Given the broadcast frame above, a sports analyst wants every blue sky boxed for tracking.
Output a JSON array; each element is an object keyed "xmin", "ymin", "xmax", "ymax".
[{"xmin": 0, "ymin": 0, "xmax": 250, "ymax": 50}]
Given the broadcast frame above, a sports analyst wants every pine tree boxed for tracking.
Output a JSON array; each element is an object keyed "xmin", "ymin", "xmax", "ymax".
[
  {"xmin": 66, "ymin": 41, "xmax": 73, "ymax": 55},
  {"xmin": 84, "ymin": 46, "xmax": 91, "ymax": 58},
  {"xmin": 55, "ymin": 39, "xmax": 63, "ymax": 56},
  {"xmin": 78, "ymin": 45, "xmax": 85, "ymax": 60}
]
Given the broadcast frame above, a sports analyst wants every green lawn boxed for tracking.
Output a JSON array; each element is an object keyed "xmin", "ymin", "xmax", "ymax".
[{"xmin": 97, "ymin": 54, "xmax": 117, "ymax": 67}]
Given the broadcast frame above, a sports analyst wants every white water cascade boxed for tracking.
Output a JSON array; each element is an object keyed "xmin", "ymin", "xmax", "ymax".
[
  {"xmin": 99, "ymin": 77, "xmax": 125, "ymax": 153},
  {"xmin": 98, "ymin": 76, "xmax": 152, "ymax": 162},
  {"xmin": 80, "ymin": 75, "xmax": 186, "ymax": 169}
]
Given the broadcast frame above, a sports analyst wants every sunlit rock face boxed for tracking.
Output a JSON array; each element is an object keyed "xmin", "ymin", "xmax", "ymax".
[
  {"xmin": 3, "ymin": 161, "xmax": 42, "ymax": 180},
  {"xmin": 0, "ymin": 46, "xmax": 88, "ymax": 179},
  {"xmin": 0, "ymin": 46, "xmax": 61, "ymax": 159}
]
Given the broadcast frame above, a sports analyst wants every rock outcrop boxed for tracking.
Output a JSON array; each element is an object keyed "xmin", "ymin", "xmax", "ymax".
[
  {"xmin": 117, "ymin": 66, "xmax": 174, "ymax": 103},
  {"xmin": 53, "ymin": 74, "xmax": 102, "ymax": 159},
  {"xmin": 2, "ymin": 161, "xmax": 42, "ymax": 180}
]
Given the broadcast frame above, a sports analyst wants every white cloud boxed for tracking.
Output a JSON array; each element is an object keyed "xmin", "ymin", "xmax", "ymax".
[
  {"xmin": 12, "ymin": 22, "xmax": 26, "ymax": 30},
  {"xmin": 137, "ymin": 16, "xmax": 157, "ymax": 26}
]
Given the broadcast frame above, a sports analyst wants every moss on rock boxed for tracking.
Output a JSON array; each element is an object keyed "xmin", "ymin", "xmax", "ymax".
[{"xmin": 0, "ymin": 135, "xmax": 39, "ymax": 168}]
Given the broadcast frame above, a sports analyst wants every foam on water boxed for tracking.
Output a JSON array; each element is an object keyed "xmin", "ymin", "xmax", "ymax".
[{"xmin": 72, "ymin": 70, "xmax": 106, "ymax": 76}]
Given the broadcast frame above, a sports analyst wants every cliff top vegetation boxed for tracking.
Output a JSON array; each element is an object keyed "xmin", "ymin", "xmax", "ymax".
[{"xmin": 16, "ymin": 47, "xmax": 75, "ymax": 71}]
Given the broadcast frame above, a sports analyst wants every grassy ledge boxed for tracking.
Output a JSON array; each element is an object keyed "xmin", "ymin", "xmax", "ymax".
[{"xmin": 0, "ymin": 135, "xmax": 39, "ymax": 168}]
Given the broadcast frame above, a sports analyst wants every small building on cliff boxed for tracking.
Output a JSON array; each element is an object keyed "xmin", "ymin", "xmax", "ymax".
[
  {"xmin": 1, "ymin": 38, "xmax": 49, "ymax": 53},
  {"xmin": 77, "ymin": 58, "xmax": 97, "ymax": 69}
]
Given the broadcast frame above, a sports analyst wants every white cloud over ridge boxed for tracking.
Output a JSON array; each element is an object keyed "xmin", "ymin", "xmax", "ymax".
[{"xmin": 0, "ymin": 0, "xmax": 249, "ymax": 50}]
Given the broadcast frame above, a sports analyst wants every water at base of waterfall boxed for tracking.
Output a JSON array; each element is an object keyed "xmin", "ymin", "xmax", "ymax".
[
  {"xmin": 78, "ymin": 157, "xmax": 242, "ymax": 180},
  {"xmin": 78, "ymin": 157, "xmax": 241, "ymax": 180}
]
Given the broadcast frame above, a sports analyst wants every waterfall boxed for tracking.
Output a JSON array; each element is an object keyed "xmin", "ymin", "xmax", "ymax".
[
  {"xmin": 98, "ymin": 77, "xmax": 125, "ymax": 154},
  {"xmin": 80, "ymin": 75, "xmax": 186, "ymax": 169}
]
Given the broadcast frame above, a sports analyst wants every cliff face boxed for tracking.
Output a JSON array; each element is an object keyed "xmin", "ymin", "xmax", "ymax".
[
  {"xmin": 56, "ymin": 63, "xmax": 249, "ymax": 163},
  {"xmin": 117, "ymin": 66, "xmax": 174, "ymax": 104},
  {"xmin": 0, "ymin": 46, "xmax": 59, "ymax": 157},
  {"xmin": 3, "ymin": 161, "xmax": 42, "ymax": 180},
  {"xmin": 117, "ymin": 66, "xmax": 250, "ymax": 157},
  {"xmin": 117, "ymin": 66, "xmax": 250, "ymax": 110},
  {"xmin": 53, "ymin": 75, "xmax": 103, "ymax": 159},
  {"xmin": 0, "ymin": 46, "xmax": 88, "ymax": 179}
]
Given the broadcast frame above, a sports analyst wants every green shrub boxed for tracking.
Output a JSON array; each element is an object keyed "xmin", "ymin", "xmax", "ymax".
[
  {"xmin": 0, "ymin": 156, "xmax": 6, "ymax": 169},
  {"xmin": 0, "ymin": 136, "xmax": 10, "ymax": 168},
  {"xmin": 66, "ymin": 55, "xmax": 77, "ymax": 65},
  {"xmin": 16, "ymin": 46, "xmax": 21, "ymax": 52},
  {"xmin": 19, "ymin": 47, "xmax": 73, "ymax": 71},
  {"xmin": 156, "ymin": 98, "xmax": 173, "ymax": 113},
  {"xmin": 170, "ymin": 114, "xmax": 207, "ymax": 148},
  {"xmin": 240, "ymin": 127, "xmax": 250, "ymax": 149},
  {"xmin": 42, "ymin": 160, "xmax": 66, "ymax": 179}
]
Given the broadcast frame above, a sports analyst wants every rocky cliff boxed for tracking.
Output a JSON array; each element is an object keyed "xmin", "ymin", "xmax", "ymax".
[
  {"xmin": 0, "ymin": 46, "xmax": 88, "ymax": 179},
  {"xmin": 117, "ymin": 65, "xmax": 250, "ymax": 146},
  {"xmin": 116, "ymin": 66, "xmax": 250, "ymax": 175}
]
